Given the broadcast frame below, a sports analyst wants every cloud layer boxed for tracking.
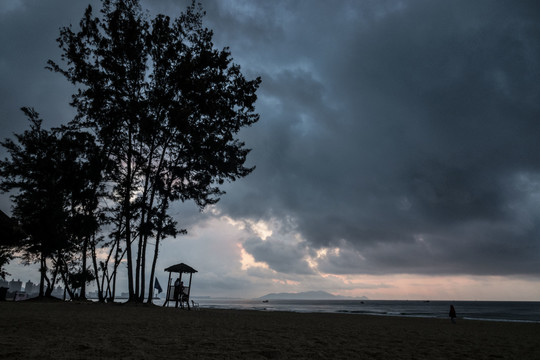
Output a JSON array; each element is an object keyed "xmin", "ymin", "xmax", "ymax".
[
  {"xmin": 201, "ymin": 0, "xmax": 540, "ymax": 278},
  {"xmin": 2, "ymin": 0, "xmax": 540, "ymax": 298}
]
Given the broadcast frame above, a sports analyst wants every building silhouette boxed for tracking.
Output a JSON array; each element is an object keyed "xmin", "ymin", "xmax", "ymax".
[
  {"xmin": 9, "ymin": 279, "xmax": 22, "ymax": 292},
  {"xmin": 24, "ymin": 280, "xmax": 38, "ymax": 295},
  {"xmin": 0, "ymin": 279, "xmax": 65, "ymax": 299}
]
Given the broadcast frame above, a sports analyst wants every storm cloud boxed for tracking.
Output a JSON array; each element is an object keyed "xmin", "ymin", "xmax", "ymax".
[{"xmin": 205, "ymin": 0, "xmax": 540, "ymax": 276}]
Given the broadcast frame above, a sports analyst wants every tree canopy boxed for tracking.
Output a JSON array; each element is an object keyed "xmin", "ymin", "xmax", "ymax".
[{"xmin": 0, "ymin": 108, "xmax": 102, "ymax": 296}]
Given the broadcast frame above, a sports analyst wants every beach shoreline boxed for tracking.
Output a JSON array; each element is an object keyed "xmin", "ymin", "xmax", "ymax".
[
  {"xmin": 192, "ymin": 298, "xmax": 540, "ymax": 323},
  {"xmin": 1, "ymin": 301, "xmax": 538, "ymax": 359}
]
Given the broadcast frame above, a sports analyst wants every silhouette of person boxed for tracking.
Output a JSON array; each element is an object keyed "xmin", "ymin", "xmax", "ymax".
[
  {"xmin": 174, "ymin": 278, "xmax": 183, "ymax": 305},
  {"xmin": 449, "ymin": 304, "xmax": 457, "ymax": 323}
]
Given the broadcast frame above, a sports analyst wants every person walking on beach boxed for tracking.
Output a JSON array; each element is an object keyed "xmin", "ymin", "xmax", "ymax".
[{"xmin": 449, "ymin": 305, "xmax": 457, "ymax": 323}]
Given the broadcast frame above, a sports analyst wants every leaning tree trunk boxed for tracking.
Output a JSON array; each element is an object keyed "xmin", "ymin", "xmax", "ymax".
[
  {"xmin": 80, "ymin": 236, "xmax": 88, "ymax": 300},
  {"xmin": 39, "ymin": 253, "xmax": 46, "ymax": 297},
  {"xmin": 90, "ymin": 236, "xmax": 104, "ymax": 302}
]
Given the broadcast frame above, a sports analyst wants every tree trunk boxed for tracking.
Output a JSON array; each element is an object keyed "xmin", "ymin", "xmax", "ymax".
[
  {"xmin": 137, "ymin": 139, "xmax": 160, "ymax": 303},
  {"xmin": 124, "ymin": 124, "xmax": 135, "ymax": 301},
  {"xmin": 59, "ymin": 264, "xmax": 76, "ymax": 300},
  {"xmin": 146, "ymin": 228, "xmax": 162, "ymax": 304},
  {"xmin": 106, "ymin": 215, "xmax": 123, "ymax": 301},
  {"xmin": 39, "ymin": 253, "xmax": 46, "ymax": 297},
  {"xmin": 139, "ymin": 237, "xmax": 148, "ymax": 302},
  {"xmin": 80, "ymin": 236, "xmax": 88, "ymax": 300},
  {"xmin": 112, "ymin": 246, "xmax": 127, "ymax": 302},
  {"xmin": 146, "ymin": 186, "xmax": 171, "ymax": 303},
  {"xmin": 90, "ymin": 237, "xmax": 104, "ymax": 302},
  {"xmin": 111, "ymin": 236, "xmax": 121, "ymax": 301}
]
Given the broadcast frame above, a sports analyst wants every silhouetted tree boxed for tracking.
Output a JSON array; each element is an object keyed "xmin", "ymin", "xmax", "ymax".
[
  {"xmin": 0, "ymin": 249, "xmax": 12, "ymax": 280},
  {"xmin": 0, "ymin": 109, "xmax": 69, "ymax": 296},
  {"xmin": 57, "ymin": 126, "xmax": 105, "ymax": 299},
  {"xmin": 0, "ymin": 210, "xmax": 24, "ymax": 279},
  {"xmin": 48, "ymin": 0, "xmax": 260, "ymax": 302},
  {"xmin": 0, "ymin": 108, "xmax": 104, "ymax": 298}
]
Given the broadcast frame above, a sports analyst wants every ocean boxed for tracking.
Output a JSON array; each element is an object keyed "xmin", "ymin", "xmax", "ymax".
[{"xmin": 170, "ymin": 298, "xmax": 540, "ymax": 323}]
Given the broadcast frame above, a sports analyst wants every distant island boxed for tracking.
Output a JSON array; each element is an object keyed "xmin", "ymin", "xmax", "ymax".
[{"xmin": 258, "ymin": 291, "xmax": 368, "ymax": 301}]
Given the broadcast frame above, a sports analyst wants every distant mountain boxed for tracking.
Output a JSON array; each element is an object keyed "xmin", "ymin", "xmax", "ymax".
[{"xmin": 258, "ymin": 291, "xmax": 368, "ymax": 300}]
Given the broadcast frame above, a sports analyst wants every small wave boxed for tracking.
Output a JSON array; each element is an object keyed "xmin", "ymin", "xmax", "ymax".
[
  {"xmin": 462, "ymin": 317, "xmax": 540, "ymax": 324},
  {"xmin": 336, "ymin": 309, "xmax": 402, "ymax": 316}
]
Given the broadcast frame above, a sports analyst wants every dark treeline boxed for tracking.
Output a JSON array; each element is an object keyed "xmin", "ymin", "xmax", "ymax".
[{"xmin": 0, "ymin": 0, "xmax": 260, "ymax": 303}]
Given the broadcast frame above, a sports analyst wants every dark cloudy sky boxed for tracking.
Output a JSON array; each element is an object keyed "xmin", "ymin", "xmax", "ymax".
[{"xmin": 1, "ymin": 0, "xmax": 540, "ymax": 300}]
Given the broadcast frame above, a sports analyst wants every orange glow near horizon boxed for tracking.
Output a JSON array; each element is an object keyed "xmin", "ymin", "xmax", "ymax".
[
  {"xmin": 327, "ymin": 274, "xmax": 540, "ymax": 301},
  {"xmin": 197, "ymin": 215, "xmax": 540, "ymax": 301}
]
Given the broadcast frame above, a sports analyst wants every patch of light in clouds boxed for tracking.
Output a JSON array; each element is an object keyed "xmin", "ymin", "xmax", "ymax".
[{"xmin": 239, "ymin": 246, "xmax": 269, "ymax": 271}]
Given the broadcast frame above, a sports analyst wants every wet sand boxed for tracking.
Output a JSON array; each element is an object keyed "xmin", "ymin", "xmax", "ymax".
[{"xmin": 1, "ymin": 301, "xmax": 538, "ymax": 359}]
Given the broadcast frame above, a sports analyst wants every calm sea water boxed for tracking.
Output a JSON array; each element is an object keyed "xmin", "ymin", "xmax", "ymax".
[{"xmin": 161, "ymin": 298, "xmax": 540, "ymax": 323}]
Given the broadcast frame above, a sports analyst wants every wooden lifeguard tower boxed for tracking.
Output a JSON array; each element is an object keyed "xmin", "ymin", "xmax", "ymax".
[{"xmin": 163, "ymin": 263, "xmax": 197, "ymax": 310}]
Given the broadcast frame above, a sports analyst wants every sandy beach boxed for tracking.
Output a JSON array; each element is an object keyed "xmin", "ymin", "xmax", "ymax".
[{"xmin": 1, "ymin": 301, "xmax": 538, "ymax": 359}]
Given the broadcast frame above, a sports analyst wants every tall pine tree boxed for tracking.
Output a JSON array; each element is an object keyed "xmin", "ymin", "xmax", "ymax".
[{"xmin": 48, "ymin": 0, "xmax": 260, "ymax": 302}]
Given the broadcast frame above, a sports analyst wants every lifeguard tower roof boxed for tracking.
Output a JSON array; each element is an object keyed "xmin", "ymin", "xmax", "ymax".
[{"xmin": 164, "ymin": 263, "xmax": 197, "ymax": 274}]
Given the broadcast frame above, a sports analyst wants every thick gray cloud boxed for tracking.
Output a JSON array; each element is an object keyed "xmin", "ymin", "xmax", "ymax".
[
  {"xmin": 205, "ymin": 0, "xmax": 540, "ymax": 276},
  {"xmin": 1, "ymin": 0, "xmax": 540, "ymax": 286},
  {"xmin": 242, "ymin": 236, "xmax": 313, "ymax": 275}
]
